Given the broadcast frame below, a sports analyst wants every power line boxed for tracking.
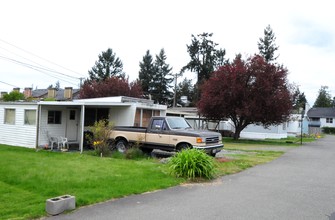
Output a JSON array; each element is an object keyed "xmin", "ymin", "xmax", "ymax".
[
  {"xmin": 0, "ymin": 80, "xmax": 19, "ymax": 88},
  {"xmin": 0, "ymin": 45, "xmax": 80, "ymax": 80},
  {"xmin": 0, "ymin": 55, "xmax": 80, "ymax": 81},
  {"xmin": 0, "ymin": 38, "xmax": 86, "ymax": 77},
  {"xmin": 0, "ymin": 55, "xmax": 79, "ymax": 86}
]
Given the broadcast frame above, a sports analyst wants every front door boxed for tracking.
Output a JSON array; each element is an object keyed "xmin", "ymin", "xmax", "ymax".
[{"xmin": 66, "ymin": 109, "xmax": 78, "ymax": 141}]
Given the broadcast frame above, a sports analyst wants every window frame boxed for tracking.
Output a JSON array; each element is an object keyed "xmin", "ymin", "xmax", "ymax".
[
  {"xmin": 24, "ymin": 109, "xmax": 37, "ymax": 125},
  {"xmin": 4, "ymin": 108, "xmax": 16, "ymax": 125},
  {"xmin": 48, "ymin": 110, "xmax": 62, "ymax": 124},
  {"xmin": 326, "ymin": 118, "xmax": 333, "ymax": 124}
]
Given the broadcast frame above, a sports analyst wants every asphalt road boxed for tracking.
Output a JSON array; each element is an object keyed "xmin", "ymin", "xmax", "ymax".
[{"xmin": 46, "ymin": 136, "xmax": 335, "ymax": 220}]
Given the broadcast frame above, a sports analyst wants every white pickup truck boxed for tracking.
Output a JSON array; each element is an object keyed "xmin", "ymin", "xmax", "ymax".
[{"xmin": 110, "ymin": 116, "xmax": 223, "ymax": 156}]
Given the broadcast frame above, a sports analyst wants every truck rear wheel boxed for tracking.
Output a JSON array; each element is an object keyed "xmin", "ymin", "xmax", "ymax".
[{"xmin": 115, "ymin": 139, "xmax": 129, "ymax": 153}]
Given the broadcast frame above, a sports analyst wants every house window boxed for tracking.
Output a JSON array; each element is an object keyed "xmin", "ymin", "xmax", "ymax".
[
  {"xmin": 48, "ymin": 111, "xmax": 61, "ymax": 124},
  {"xmin": 326, "ymin": 118, "xmax": 333, "ymax": 123},
  {"xmin": 4, "ymin": 109, "xmax": 15, "ymax": 124},
  {"xmin": 25, "ymin": 110, "xmax": 36, "ymax": 125},
  {"xmin": 69, "ymin": 110, "xmax": 76, "ymax": 120},
  {"xmin": 84, "ymin": 108, "xmax": 109, "ymax": 126}
]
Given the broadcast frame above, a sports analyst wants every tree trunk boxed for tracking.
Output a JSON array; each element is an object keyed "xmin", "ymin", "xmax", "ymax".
[{"xmin": 233, "ymin": 126, "xmax": 243, "ymax": 140}]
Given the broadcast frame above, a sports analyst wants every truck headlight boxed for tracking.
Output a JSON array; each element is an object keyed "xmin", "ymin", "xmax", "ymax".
[{"xmin": 196, "ymin": 137, "xmax": 205, "ymax": 143}]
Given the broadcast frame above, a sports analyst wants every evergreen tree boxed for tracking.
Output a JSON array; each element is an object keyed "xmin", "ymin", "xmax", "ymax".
[
  {"xmin": 292, "ymin": 87, "xmax": 307, "ymax": 111},
  {"xmin": 182, "ymin": 33, "xmax": 226, "ymax": 101},
  {"xmin": 258, "ymin": 25, "xmax": 279, "ymax": 62},
  {"xmin": 88, "ymin": 48, "xmax": 125, "ymax": 82},
  {"xmin": 151, "ymin": 49, "xmax": 173, "ymax": 104},
  {"xmin": 138, "ymin": 50, "xmax": 155, "ymax": 97},
  {"xmin": 313, "ymin": 86, "xmax": 333, "ymax": 107},
  {"xmin": 55, "ymin": 81, "xmax": 60, "ymax": 90},
  {"xmin": 176, "ymin": 78, "xmax": 195, "ymax": 107}
]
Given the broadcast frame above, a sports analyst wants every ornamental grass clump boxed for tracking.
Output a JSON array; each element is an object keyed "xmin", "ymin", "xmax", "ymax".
[{"xmin": 168, "ymin": 148, "xmax": 216, "ymax": 180}]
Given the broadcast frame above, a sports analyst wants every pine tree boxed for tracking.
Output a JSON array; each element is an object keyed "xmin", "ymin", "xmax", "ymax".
[
  {"xmin": 139, "ymin": 50, "xmax": 155, "ymax": 97},
  {"xmin": 258, "ymin": 25, "xmax": 279, "ymax": 62},
  {"xmin": 182, "ymin": 33, "xmax": 226, "ymax": 84},
  {"xmin": 176, "ymin": 78, "xmax": 195, "ymax": 107},
  {"xmin": 151, "ymin": 49, "xmax": 173, "ymax": 104},
  {"xmin": 88, "ymin": 48, "xmax": 125, "ymax": 82},
  {"xmin": 313, "ymin": 86, "xmax": 333, "ymax": 107},
  {"xmin": 292, "ymin": 87, "xmax": 307, "ymax": 111}
]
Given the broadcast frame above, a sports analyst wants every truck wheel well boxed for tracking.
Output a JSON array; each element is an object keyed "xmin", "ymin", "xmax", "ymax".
[
  {"xmin": 115, "ymin": 136, "xmax": 128, "ymax": 143},
  {"xmin": 176, "ymin": 142, "xmax": 192, "ymax": 152}
]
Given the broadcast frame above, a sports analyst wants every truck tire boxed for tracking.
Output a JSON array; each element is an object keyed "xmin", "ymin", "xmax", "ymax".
[
  {"xmin": 210, "ymin": 152, "xmax": 217, "ymax": 157},
  {"xmin": 177, "ymin": 143, "xmax": 191, "ymax": 152},
  {"xmin": 115, "ymin": 139, "xmax": 129, "ymax": 153}
]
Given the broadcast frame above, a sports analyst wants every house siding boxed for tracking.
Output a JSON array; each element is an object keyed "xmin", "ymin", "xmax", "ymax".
[
  {"xmin": 0, "ymin": 104, "xmax": 38, "ymax": 148},
  {"xmin": 38, "ymin": 106, "xmax": 69, "ymax": 146}
]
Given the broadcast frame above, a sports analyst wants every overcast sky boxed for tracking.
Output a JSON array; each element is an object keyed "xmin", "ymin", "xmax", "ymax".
[{"xmin": 0, "ymin": 0, "xmax": 334, "ymax": 105}]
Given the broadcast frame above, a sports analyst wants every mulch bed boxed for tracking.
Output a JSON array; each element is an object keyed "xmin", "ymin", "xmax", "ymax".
[{"xmin": 216, "ymin": 157, "xmax": 233, "ymax": 163}]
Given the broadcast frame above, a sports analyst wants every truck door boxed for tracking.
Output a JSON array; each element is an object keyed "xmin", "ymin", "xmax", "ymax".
[{"xmin": 146, "ymin": 118, "xmax": 172, "ymax": 149}]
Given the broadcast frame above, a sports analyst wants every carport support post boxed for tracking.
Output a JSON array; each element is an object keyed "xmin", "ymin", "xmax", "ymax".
[
  {"xmin": 300, "ymin": 110, "xmax": 305, "ymax": 145},
  {"xmin": 80, "ymin": 105, "xmax": 85, "ymax": 153}
]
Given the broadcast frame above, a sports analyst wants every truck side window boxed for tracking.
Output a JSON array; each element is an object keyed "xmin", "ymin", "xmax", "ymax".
[{"xmin": 151, "ymin": 119, "xmax": 163, "ymax": 130}]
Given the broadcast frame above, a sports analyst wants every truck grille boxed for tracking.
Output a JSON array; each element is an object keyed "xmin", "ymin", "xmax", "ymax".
[{"xmin": 205, "ymin": 136, "xmax": 219, "ymax": 144}]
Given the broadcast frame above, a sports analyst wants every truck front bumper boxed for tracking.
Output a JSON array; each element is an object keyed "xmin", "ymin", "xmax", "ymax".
[{"xmin": 192, "ymin": 144, "xmax": 224, "ymax": 154}]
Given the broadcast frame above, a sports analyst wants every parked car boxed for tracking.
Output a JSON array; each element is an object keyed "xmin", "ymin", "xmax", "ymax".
[{"xmin": 110, "ymin": 116, "xmax": 223, "ymax": 156}]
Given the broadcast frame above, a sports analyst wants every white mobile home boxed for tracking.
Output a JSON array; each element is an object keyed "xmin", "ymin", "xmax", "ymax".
[{"xmin": 0, "ymin": 96, "xmax": 167, "ymax": 151}]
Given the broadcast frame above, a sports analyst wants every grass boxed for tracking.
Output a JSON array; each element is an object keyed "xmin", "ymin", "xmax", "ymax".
[
  {"xmin": 215, "ymin": 151, "xmax": 284, "ymax": 176},
  {"xmin": 1, "ymin": 136, "xmax": 314, "ymax": 219},
  {"xmin": 0, "ymin": 145, "xmax": 183, "ymax": 220},
  {"xmin": 223, "ymin": 136, "xmax": 316, "ymax": 146}
]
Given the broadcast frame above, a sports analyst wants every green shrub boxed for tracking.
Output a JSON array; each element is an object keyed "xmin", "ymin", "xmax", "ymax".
[
  {"xmin": 87, "ymin": 119, "xmax": 114, "ymax": 157},
  {"xmin": 168, "ymin": 148, "xmax": 216, "ymax": 180},
  {"xmin": 2, "ymin": 91, "xmax": 25, "ymax": 101},
  {"xmin": 322, "ymin": 127, "xmax": 335, "ymax": 134},
  {"xmin": 124, "ymin": 147, "xmax": 146, "ymax": 160}
]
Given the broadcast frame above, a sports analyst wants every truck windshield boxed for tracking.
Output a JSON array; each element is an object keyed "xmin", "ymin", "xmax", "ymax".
[{"xmin": 166, "ymin": 117, "xmax": 192, "ymax": 129}]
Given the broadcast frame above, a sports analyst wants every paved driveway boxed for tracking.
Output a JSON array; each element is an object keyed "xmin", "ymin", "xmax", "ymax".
[{"xmin": 47, "ymin": 136, "xmax": 335, "ymax": 220}]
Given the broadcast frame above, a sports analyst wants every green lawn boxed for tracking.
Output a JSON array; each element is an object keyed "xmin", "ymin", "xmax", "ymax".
[
  {"xmin": 0, "ymin": 137, "xmax": 309, "ymax": 219},
  {"xmin": 0, "ymin": 145, "xmax": 183, "ymax": 219},
  {"xmin": 223, "ymin": 136, "xmax": 316, "ymax": 146}
]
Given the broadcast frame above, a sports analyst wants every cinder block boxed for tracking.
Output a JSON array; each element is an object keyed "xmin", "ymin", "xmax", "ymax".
[{"xmin": 46, "ymin": 195, "xmax": 76, "ymax": 215}]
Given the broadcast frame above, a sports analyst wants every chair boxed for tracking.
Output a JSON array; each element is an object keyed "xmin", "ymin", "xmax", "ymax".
[
  {"xmin": 58, "ymin": 137, "xmax": 69, "ymax": 150},
  {"xmin": 47, "ymin": 132, "xmax": 58, "ymax": 150}
]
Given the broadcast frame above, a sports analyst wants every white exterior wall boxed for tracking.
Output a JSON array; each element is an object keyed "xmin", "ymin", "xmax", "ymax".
[
  {"xmin": 240, "ymin": 124, "xmax": 287, "ymax": 139},
  {"xmin": 0, "ymin": 104, "xmax": 38, "ymax": 148},
  {"xmin": 286, "ymin": 114, "xmax": 301, "ymax": 136},
  {"xmin": 38, "ymin": 106, "xmax": 69, "ymax": 146},
  {"xmin": 320, "ymin": 118, "xmax": 335, "ymax": 128},
  {"xmin": 110, "ymin": 106, "xmax": 135, "ymax": 126}
]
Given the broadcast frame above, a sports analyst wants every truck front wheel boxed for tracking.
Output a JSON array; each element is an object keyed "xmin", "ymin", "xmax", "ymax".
[
  {"xmin": 177, "ymin": 143, "xmax": 192, "ymax": 152},
  {"xmin": 115, "ymin": 139, "xmax": 129, "ymax": 153}
]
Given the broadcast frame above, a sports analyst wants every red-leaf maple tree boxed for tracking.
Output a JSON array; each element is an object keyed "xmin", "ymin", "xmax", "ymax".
[
  {"xmin": 79, "ymin": 77, "xmax": 143, "ymax": 99},
  {"xmin": 198, "ymin": 54, "xmax": 293, "ymax": 139}
]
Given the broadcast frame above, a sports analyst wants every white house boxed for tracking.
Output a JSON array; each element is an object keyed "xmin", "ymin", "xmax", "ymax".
[
  {"xmin": 0, "ymin": 96, "xmax": 166, "ymax": 151},
  {"xmin": 307, "ymin": 107, "xmax": 335, "ymax": 134}
]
